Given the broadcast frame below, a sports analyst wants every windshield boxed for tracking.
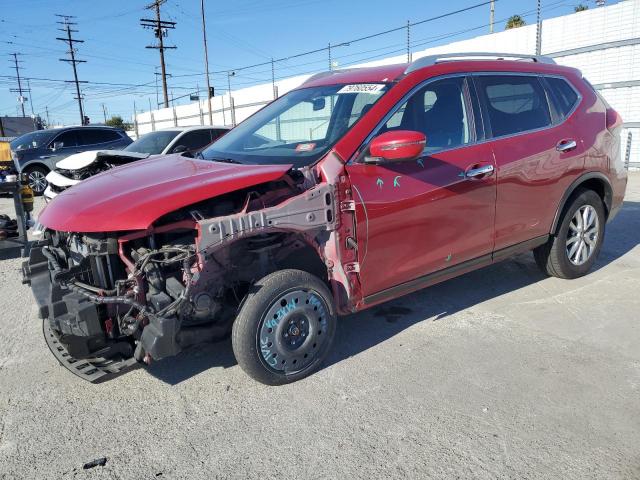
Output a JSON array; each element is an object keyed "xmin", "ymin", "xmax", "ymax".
[
  {"xmin": 124, "ymin": 130, "xmax": 180, "ymax": 155},
  {"xmin": 10, "ymin": 130, "xmax": 55, "ymax": 151},
  {"xmin": 200, "ymin": 83, "xmax": 389, "ymax": 167}
]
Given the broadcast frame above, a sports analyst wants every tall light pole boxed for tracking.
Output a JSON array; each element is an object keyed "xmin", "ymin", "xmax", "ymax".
[{"xmin": 201, "ymin": 0, "xmax": 213, "ymax": 125}]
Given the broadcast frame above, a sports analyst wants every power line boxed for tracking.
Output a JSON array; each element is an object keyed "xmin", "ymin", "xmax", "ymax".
[
  {"xmin": 169, "ymin": 0, "xmax": 496, "ymax": 81},
  {"xmin": 55, "ymin": 14, "xmax": 87, "ymax": 125},
  {"xmin": 141, "ymin": 0, "xmax": 176, "ymax": 108}
]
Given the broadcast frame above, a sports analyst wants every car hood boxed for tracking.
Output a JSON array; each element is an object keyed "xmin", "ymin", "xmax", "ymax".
[{"xmin": 38, "ymin": 155, "xmax": 292, "ymax": 232}]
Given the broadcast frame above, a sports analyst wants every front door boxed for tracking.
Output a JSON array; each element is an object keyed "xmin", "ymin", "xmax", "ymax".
[{"xmin": 345, "ymin": 76, "xmax": 497, "ymax": 298}]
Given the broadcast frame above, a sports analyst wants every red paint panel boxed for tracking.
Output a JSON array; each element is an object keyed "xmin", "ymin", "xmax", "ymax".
[
  {"xmin": 491, "ymin": 123, "xmax": 585, "ymax": 250},
  {"xmin": 39, "ymin": 155, "xmax": 291, "ymax": 232},
  {"xmin": 346, "ymin": 143, "xmax": 496, "ymax": 297}
]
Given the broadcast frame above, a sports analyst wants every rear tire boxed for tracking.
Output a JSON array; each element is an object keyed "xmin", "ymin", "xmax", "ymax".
[
  {"xmin": 534, "ymin": 189, "xmax": 605, "ymax": 279},
  {"xmin": 232, "ymin": 269, "xmax": 337, "ymax": 385},
  {"xmin": 24, "ymin": 165, "xmax": 49, "ymax": 196}
]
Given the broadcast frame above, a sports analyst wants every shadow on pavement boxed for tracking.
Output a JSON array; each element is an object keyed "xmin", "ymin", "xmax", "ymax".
[{"xmin": 145, "ymin": 201, "xmax": 640, "ymax": 385}]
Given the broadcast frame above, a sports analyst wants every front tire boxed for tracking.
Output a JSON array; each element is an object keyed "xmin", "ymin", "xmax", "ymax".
[
  {"xmin": 534, "ymin": 189, "xmax": 605, "ymax": 279},
  {"xmin": 232, "ymin": 269, "xmax": 337, "ymax": 385},
  {"xmin": 24, "ymin": 165, "xmax": 49, "ymax": 196}
]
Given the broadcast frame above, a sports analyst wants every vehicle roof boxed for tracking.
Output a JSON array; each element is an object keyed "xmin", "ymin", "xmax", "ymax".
[
  {"xmin": 301, "ymin": 56, "xmax": 578, "ymax": 88},
  {"xmin": 303, "ymin": 64, "xmax": 407, "ymax": 88},
  {"xmin": 65, "ymin": 125, "xmax": 124, "ymax": 130}
]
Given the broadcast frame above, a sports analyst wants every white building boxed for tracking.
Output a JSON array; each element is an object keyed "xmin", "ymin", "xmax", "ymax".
[{"xmin": 135, "ymin": 0, "xmax": 639, "ymax": 164}]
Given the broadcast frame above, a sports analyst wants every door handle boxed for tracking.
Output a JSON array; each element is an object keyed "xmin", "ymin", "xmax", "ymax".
[
  {"xmin": 465, "ymin": 164, "xmax": 494, "ymax": 179},
  {"xmin": 39, "ymin": 155, "xmax": 51, "ymax": 159},
  {"xmin": 556, "ymin": 139, "xmax": 577, "ymax": 152}
]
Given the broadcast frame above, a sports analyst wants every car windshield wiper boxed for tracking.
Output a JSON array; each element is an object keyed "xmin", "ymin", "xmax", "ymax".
[{"xmin": 210, "ymin": 157, "xmax": 243, "ymax": 165}]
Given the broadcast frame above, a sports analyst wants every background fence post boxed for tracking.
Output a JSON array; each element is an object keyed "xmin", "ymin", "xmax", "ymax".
[{"xmin": 625, "ymin": 131, "xmax": 632, "ymax": 169}]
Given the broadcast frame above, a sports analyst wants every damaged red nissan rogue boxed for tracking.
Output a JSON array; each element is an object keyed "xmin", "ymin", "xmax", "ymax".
[{"xmin": 23, "ymin": 53, "xmax": 627, "ymax": 385}]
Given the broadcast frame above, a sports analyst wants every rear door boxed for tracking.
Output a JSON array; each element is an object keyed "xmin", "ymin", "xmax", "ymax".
[
  {"xmin": 473, "ymin": 73, "xmax": 584, "ymax": 251},
  {"xmin": 345, "ymin": 76, "xmax": 497, "ymax": 298}
]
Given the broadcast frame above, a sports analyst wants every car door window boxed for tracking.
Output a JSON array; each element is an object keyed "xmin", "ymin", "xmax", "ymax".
[
  {"xmin": 76, "ymin": 129, "xmax": 121, "ymax": 146},
  {"xmin": 476, "ymin": 75, "xmax": 552, "ymax": 138},
  {"xmin": 210, "ymin": 129, "xmax": 227, "ymax": 142},
  {"xmin": 382, "ymin": 77, "xmax": 471, "ymax": 152},
  {"xmin": 173, "ymin": 130, "xmax": 214, "ymax": 151},
  {"xmin": 50, "ymin": 131, "xmax": 78, "ymax": 149}
]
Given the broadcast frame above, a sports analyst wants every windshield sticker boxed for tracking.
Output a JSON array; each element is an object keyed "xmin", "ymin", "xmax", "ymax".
[
  {"xmin": 296, "ymin": 143, "xmax": 316, "ymax": 152},
  {"xmin": 337, "ymin": 84, "xmax": 385, "ymax": 95}
]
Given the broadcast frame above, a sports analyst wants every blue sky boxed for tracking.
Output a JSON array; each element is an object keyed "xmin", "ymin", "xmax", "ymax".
[{"xmin": 0, "ymin": 0, "xmax": 614, "ymax": 125}]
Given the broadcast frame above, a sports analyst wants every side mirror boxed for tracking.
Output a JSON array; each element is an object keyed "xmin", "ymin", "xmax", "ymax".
[
  {"xmin": 172, "ymin": 145, "xmax": 188, "ymax": 154},
  {"xmin": 367, "ymin": 130, "xmax": 426, "ymax": 162},
  {"xmin": 311, "ymin": 97, "xmax": 326, "ymax": 111},
  {"xmin": 51, "ymin": 141, "xmax": 64, "ymax": 151}
]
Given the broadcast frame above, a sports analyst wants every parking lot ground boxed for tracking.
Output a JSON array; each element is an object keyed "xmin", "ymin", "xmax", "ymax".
[{"xmin": 0, "ymin": 174, "xmax": 639, "ymax": 479}]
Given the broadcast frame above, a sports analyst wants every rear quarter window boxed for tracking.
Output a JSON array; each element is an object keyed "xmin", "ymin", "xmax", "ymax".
[{"xmin": 546, "ymin": 77, "xmax": 579, "ymax": 118}]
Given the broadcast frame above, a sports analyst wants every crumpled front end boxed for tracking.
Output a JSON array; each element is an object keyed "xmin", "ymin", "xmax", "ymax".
[{"xmin": 23, "ymin": 167, "xmax": 349, "ymax": 382}]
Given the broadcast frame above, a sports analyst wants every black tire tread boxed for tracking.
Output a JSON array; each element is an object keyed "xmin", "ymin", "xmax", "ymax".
[
  {"xmin": 534, "ymin": 188, "xmax": 605, "ymax": 279},
  {"xmin": 231, "ymin": 269, "xmax": 336, "ymax": 386}
]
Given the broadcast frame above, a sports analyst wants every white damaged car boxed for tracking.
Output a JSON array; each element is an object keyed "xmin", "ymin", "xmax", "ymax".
[{"xmin": 44, "ymin": 125, "xmax": 230, "ymax": 202}]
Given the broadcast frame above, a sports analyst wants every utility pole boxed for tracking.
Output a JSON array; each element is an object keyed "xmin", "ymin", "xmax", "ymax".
[
  {"xmin": 26, "ymin": 78, "xmax": 35, "ymax": 115},
  {"xmin": 9, "ymin": 53, "xmax": 26, "ymax": 117},
  {"xmin": 328, "ymin": 43, "xmax": 332, "ymax": 71},
  {"xmin": 489, "ymin": 0, "xmax": 495, "ymax": 33},
  {"xmin": 200, "ymin": 0, "xmax": 213, "ymax": 125},
  {"xmin": 271, "ymin": 58, "xmax": 277, "ymax": 99},
  {"xmin": 406, "ymin": 20, "xmax": 411, "ymax": 63},
  {"xmin": 45, "ymin": 106, "xmax": 51, "ymax": 127},
  {"xmin": 141, "ymin": 0, "xmax": 176, "ymax": 109},
  {"xmin": 227, "ymin": 71, "xmax": 235, "ymax": 127},
  {"xmin": 56, "ymin": 15, "xmax": 87, "ymax": 125},
  {"xmin": 535, "ymin": 0, "xmax": 542, "ymax": 55},
  {"xmin": 102, "ymin": 103, "xmax": 107, "ymax": 123}
]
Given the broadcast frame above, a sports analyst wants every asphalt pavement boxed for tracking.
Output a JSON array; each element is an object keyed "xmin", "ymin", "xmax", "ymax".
[{"xmin": 0, "ymin": 174, "xmax": 639, "ymax": 479}]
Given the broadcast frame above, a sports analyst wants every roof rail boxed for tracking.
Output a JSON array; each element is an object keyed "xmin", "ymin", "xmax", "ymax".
[{"xmin": 405, "ymin": 52, "xmax": 556, "ymax": 74}]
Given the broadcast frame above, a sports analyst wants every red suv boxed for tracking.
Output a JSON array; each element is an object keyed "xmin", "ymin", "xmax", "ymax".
[{"xmin": 24, "ymin": 53, "xmax": 627, "ymax": 385}]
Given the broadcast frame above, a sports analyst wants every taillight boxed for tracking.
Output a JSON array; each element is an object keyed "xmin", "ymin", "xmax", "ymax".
[{"xmin": 606, "ymin": 107, "xmax": 622, "ymax": 134}]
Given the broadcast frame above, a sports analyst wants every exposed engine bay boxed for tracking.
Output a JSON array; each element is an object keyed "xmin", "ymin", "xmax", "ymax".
[{"xmin": 24, "ymin": 168, "xmax": 350, "ymax": 382}]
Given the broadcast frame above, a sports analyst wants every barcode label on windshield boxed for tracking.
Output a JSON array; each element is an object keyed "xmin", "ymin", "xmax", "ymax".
[{"xmin": 337, "ymin": 84, "xmax": 385, "ymax": 94}]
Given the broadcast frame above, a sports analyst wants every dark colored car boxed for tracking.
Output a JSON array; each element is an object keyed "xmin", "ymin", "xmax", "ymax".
[
  {"xmin": 10, "ymin": 126, "xmax": 132, "ymax": 194},
  {"xmin": 24, "ymin": 53, "xmax": 626, "ymax": 385}
]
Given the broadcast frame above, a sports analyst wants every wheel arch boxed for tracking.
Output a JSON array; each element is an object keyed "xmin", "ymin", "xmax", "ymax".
[
  {"xmin": 551, "ymin": 172, "xmax": 613, "ymax": 234},
  {"xmin": 22, "ymin": 161, "xmax": 51, "ymax": 174}
]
